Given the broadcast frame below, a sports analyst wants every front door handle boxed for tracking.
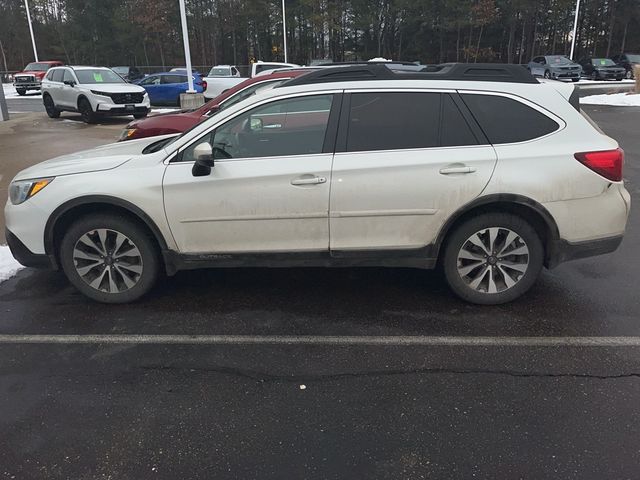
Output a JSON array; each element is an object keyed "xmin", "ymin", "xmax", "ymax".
[
  {"xmin": 439, "ymin": 166, "xmax": 477, "ymax": 175},
  {"xmin": 291, "ymin": 176, "xmax": 327, "ymax": 186}
]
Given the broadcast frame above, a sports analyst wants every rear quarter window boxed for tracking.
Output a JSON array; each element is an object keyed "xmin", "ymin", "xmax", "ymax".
[{"xmin": 461, "ymin": 94, "xmax": 559, "ymax": 144}]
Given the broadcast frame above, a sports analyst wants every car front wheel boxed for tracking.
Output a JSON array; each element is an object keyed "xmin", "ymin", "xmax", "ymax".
[
  {"xmin": 78, "ymin": 97, "xmax": 97, "ymax": 124},
  {"xmin": 544, "ymin": 70, "xmax": 551, "ymax": 79},
  {"xmin": 443, "ymin": 213, "xmax": 544, "ymax": 305},
  {"xmin": 59, "ymin": 214, "xmax": 160, "ymax": 303}
]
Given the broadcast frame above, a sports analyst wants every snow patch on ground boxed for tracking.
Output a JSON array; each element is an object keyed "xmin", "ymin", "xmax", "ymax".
[
  {"xmin": 0, "ymin": 245, "xmax": 23, "ymax": 283},
  {"xmin": 150, "ymin": 108, "xmax": 180, "ymax": 114},
  {"xmin": 580, "ymin": 92, "xmax": 640, "ymax": 106},
  {"xmin": 2, "ymin": 83, "xmax": 41, "ymax": 98}
]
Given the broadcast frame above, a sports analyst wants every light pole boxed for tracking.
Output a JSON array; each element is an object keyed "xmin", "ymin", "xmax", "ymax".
[
  {"xmin": 569, "ymin": 0, "xmax": 581, "ymax": 60},
  {"xmin": 282, "ymin": 0, "xmax": 288, "ymax": 63},
  {"xmin": 178, "ymin": 0, "xmax": 195, "ymax": 93},
  {"xmin": 24, "ymin": 0, "xmax": 38, "ymax": 62}
]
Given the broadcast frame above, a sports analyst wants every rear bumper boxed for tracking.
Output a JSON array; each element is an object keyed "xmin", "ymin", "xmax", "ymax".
[
  {"xmin": 548, "ymin": 235, "xmax": 623, "ymax": 269},
  {"xmin": 5, "ymin": 229, "xmax": 56, "ymax": 269}
]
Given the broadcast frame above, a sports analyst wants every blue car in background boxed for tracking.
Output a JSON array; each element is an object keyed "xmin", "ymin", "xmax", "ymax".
[{"xmin": 136, "ymin": 70, "xmax": 207, "ymax": 106}]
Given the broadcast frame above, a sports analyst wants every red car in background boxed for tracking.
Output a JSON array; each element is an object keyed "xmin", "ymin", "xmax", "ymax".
[
  {"xmin": 119, "ymin": 69, "xmax": 315, "ymax": 141},
  {"xmin": 13, "ymin": 60, "xmax": 64, "ymax": 95}
]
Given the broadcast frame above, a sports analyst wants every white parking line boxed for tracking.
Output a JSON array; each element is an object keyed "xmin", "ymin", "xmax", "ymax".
[{"xmin": 1, "ymin": 334, "xmax": 640, "ymax": 347}]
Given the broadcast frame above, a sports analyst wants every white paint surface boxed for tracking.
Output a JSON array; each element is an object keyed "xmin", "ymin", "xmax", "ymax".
[
  {"xmin": 580, "ymin": 92, "xmax": 640, "ymax": 106},
  {"xmin": 0, "ymin": 245, "xmax": 23, "ymax": 282}
]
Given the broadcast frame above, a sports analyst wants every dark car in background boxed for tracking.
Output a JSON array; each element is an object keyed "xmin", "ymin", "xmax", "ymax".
[
  {"xmin": 111, "ymin": 66, "xmax": 145, "ymax": 82},
  {"xmin": 527, "ymin": 55, "xmax": 582, "ymax": 81},
  {"xmin": 120, "ymin": 69, "xmax": 314, "ymax": 141},
  {"xmin": 136, "ymin": 71, "xmax": 207, "ymax": 106},
  {"xmin": 610, "ymin": 53, "xmax": 640, "ymax": 79},
  {"xmin": 579, "ymin": 58, "xmax": 626, "ymax": 80}
]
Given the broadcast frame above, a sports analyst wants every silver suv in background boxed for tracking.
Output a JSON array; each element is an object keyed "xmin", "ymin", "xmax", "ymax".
[
  {"xmin": 528, "ymin": 56, "xmax": 582, "ymax": 81},
  {"xmin": 41, "ymin": 66, "xmax": 150, "ymax": 123}
]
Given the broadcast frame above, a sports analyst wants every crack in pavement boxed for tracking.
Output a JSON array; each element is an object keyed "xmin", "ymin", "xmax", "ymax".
[{"xmin": 137, "ymin": 364, "xmax": 640, "ymax": 382}]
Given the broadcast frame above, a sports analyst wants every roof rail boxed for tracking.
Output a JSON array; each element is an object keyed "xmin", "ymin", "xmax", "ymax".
[{"xmin": 281, "ymin": 63, "xmax": 539, "ymax": 87}]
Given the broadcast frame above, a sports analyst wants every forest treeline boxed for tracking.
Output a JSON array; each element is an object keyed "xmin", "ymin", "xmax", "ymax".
[{"xmin": 1, "ymin": 0, "xmax": 639, "ymax": 71}]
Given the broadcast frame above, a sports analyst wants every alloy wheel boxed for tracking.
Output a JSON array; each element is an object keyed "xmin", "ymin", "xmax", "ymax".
[
  {"xmin": 456, "ymin": 227, "xmax": 530, "ymax": 294},
  {"xmin": 72, "ymin": 228, "xmax": 144, "ymax": 294}
]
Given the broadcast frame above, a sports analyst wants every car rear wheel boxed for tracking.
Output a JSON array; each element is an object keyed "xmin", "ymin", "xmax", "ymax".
[
  {"xmin": 626, "ymin": 69, "xmax": 633, "ymax": 79},
  {"xmin": 78, "ymin": 97, "xmax": 97, "ymax": 124},
  {"xmin": 16, "ymin": 88, "xmax": 26, "ymax": 96},
  {"xmin": 43, "ymin": 94, "xmax": 60, "ymax": 118},
  {"xmin": 443, "ymin": 213, "xmax": 544, "ymax": 305},
  {"xmin": 59, "ymin": 214, "xmax": 160, "ymax": 303}
]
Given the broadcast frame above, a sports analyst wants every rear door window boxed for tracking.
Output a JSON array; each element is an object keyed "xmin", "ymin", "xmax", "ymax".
[
  {"xmin": 461, "ymin": 94, "xmax": 559, "ymax": 144},
  {"xmin": 346, "ymin": 92, "xmax": 441, "ymax": 152},
  {"xmin": 162, "ymin": 74, "xmax": 185, "ymax": 84},
  {"xmin": 441, "ymin": 95, "xmax": 479, "ymax": 147},
  {"xmin": 52, "ymin": 69, "xmax": 64, "ymax": 82}
]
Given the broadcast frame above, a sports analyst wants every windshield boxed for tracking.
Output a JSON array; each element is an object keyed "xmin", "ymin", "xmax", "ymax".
[
  {"xmin": 547, "ymin": 56, "xmax": 573, "ymax": 65},
  {"xmin": 208, "ymin": 67, "xmax": 230, "ymax": 76},
  {"xmin": 592, "ymin": 58, "xmax": 616, "ymax": 66},
  {"xmin": 24, "ymin": 62, "xmax": 54, "ymax": 71},
  {"xmin": 75, "ymin": 69, "xmax": 126, "ymax": 84},
  {"xmin": 627, "ymin": 54, "xmax": 640, "ymax": 62}
]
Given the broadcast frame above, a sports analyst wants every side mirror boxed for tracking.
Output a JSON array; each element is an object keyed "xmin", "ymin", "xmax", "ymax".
[
  {"xmin": 192, "ymin": 142, "xmax": 214, "ymax": 177},
  {"xmin": 63, "ymin": 80, "xmax": 75, "ymax": 87},
  {"xmin": 249, "ymin": 117, "xmax": 263, "ymax": 132}
]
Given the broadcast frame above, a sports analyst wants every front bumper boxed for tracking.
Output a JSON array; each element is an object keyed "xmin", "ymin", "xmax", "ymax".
[
  {"xmin": 552, "ymin": 70, "xmax": 581, "ymax": 80},
  {"xmin": 13, "ymin": 81, "xmax": 41, "ymax": 90},
  {"xmin": 96, "ymin": 104, "xmax": 150, "ymax": 116},
  {"xmin": 5, "ymin": 229, "xmax": 55, "ymax": 269}
]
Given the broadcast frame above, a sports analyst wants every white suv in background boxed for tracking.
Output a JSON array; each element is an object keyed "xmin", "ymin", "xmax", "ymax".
[
  {"xmin": 5, "ymin": 64, "xmax": 630, "ymax": 304},
  {"xmin": 41, "ymin": 66, "xmax": 150, "ymax": 123}
]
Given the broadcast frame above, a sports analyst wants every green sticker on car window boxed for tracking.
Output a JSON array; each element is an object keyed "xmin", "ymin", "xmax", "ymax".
[
  {"xmin": 93, "ymin": 72, "xmax": 103, "ymax": 82},
  {"xmin": 600, "ymin": 60, "xmax": 607, "ymax": 65}
]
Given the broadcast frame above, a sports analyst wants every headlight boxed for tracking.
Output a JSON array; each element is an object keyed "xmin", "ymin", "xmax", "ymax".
[
  {"xmin": 119, "ymin": 128, "xmax": 137, "ymax": 141},
  {"xmin": 90, "ymin": 90, "xmax": 111, "ymax": 97},
  {"xmin": 9, "ymin": 178, "xmax": 54, "ymax": 205}
]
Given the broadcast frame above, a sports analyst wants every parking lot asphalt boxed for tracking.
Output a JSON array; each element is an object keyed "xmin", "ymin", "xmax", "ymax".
[{"xmin": 0, "ymin": 105, "xmax": 639, "ymax": 478}]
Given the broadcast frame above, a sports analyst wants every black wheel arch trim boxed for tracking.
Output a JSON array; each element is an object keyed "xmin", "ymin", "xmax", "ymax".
[
  {"xmin": 432, "ymin": 193, "xmax": 561, "ymax": 266},
  {"xmin": 44, "ymin": 195, "xmax": 169, "ymax": 268}
]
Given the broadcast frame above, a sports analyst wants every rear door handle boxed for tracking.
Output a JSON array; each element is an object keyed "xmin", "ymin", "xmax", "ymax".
[
  {"xmin": 439, "ymin": 166, "xmax": 477, "ymax": 175},
  {"xmin": 291, "ymin": 176, "xmax": 327, "ymax": 186}
]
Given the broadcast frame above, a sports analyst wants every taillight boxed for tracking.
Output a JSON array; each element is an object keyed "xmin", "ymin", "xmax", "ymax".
[
  {"xmin": 199, "ymin": 80, "xmax": 207, "ymax": 90},
  {"xmin": 574, "ymin": 148, "xmax": 624, "ymax": 182}
]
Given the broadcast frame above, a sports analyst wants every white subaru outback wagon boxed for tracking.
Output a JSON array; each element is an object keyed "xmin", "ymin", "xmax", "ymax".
[{"xmin": 5, "ymin": 64, "xmax": 630, "ymax": 304}]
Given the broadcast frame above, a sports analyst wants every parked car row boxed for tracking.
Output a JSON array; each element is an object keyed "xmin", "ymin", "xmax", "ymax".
[
  {"xmin": 526, "ymin": 53, "xmax": 640, "ymax": 81},
  {"xmin": 5, "ymin": 62, "xmax": 630, "ymax": 306}
]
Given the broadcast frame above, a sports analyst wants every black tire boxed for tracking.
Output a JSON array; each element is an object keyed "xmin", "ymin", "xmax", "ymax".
[
  {"xmin": 572, "ymin": 78, "xmax": 579, "ymax": 82},
  {"xmin": 78, "ymin": 97, "xmax": 97, "ymax": 124},
  {"xmin": 442, "ymin": 213, "xmax": 544, "ymax": 305},
  {"xmin": 59, "ymin": 214, "xmax": 160, "ymax": 303},
  {"xmin": 626, "ymin": 69, "xmax": 633, "ymax": 80},
  {"xmin": 591, "ymin": 71, "xmax": 598, "ymax": 81},
  {"xmin": 543, "ymin": 70, "xmax": 551, "ymax": 79},
  {"xmin": 133, "ymin": 112, "xmax": 148, "ymax": 119},
  {"xmin": 16, "ymin": 88, "xmax": 26, "ymax": 96},
  {"xmin": 43, "ymin": 94, "xmax": 60, "ymax": 118}
]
